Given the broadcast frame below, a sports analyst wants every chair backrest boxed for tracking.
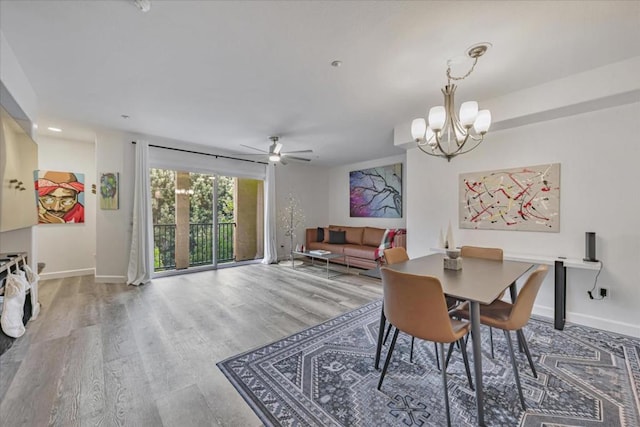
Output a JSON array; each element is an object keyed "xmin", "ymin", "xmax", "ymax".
[
  {"xmin": 383, "ymin": 247, "xmax": 409, "ymax": 265},
  {"xmin": 506, "ymin": 265, "xmax": 549, "ymax": 330},
  {"xmin": 460, "ymin": 245, "xmax": 503, "ymax": 261},
  {"xmin": 380, "ymin": 267, "xmax": 460, "ymax": 343}
]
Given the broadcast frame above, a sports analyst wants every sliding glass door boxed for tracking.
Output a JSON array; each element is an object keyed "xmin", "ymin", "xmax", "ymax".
[{"xmin": 150, "ymin": 168, "xmax": 263, "ymax": 274}]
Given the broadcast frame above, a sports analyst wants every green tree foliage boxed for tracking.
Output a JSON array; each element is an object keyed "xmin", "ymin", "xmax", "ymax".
[
  {"xmin": 150, "ymin": 168, "xmax": 175, "ymax": 224},
  {"xmin": 150, "ymin": 168, "xmax": 236, "ymax": 269}
]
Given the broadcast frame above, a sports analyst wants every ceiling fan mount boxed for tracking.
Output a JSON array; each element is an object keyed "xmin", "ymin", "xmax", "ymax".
[{"xmin": 241, "ymin": 136, "xmax": 313, "ymax": 165}]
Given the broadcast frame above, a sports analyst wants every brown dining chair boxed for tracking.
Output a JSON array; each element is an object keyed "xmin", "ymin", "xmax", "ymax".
[
  {"xmin": 375, "ymin": 248, "xmax": 410, "ymax": 370},
  {"xmin": 452, "ymin": 265, "xmax": 549, "ymax": 410},
  {"xmin": 459, "ymin": 245, "xmax": 504, "ymax": 358},
  {"xmin": 378, "ymin": 267, "xmax": 473, "ymax": 427}
]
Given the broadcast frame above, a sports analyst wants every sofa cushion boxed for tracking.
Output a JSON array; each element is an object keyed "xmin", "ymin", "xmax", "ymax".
[
  {"xmin": 316, "ymin": 227, "xmax": 325, "ymax": 242},
  {"xmin": 328, "ymin": 225, "xmax": 364, "ymax": 245},
  {"xmin": 328, "ymin": 230, "xmax": 346, "ymax": 244},
  {"xmin": 363, "ymin": 227, "xmax": 385, "ymax": 247},
  {"xmin": 343, "ymin": 244, "xmax": 377, "ymax": 260}
]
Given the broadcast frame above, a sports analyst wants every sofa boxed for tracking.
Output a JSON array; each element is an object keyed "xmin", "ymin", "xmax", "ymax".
[{"xmin": 305, "ymin": 225, "xmax": 406, "ymax": 270}]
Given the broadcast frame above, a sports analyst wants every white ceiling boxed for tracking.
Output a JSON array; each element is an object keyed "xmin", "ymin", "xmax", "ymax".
[{"xmin": 1, "ymin": 1, "xmax": 639, "ymax": 166}]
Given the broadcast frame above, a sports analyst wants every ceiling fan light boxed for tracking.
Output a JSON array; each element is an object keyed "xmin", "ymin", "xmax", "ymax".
[
  {"xmin": 273, "ymin": 142, "xmax": 283, "ymax": 154},
  {"xmin": 428, "ymin": 106, "xmax": 446, "ymax": 131},
  {"xmin": 411, "ymin": 118, "xmax": 427, "ymax": 141},
  {"xmin": 269, "ymin": 153, "xmax": 281, "ymax": 162},
  {"xmin": 459, "ymin": 101, "xmax": 478, "ymax": 127},
  {"xmin": 473, "ymin": 110, "xmax": 492, "ymax": 134}
]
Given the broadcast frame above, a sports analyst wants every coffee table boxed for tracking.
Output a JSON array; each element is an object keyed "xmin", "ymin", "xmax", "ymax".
[{"xmin": 292, "ymin": 250, "xmax": 348, "ymax": 279}]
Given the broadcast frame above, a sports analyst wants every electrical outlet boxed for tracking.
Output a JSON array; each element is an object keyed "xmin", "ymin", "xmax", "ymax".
[{"xmin": 598, "ymin": 287, "xmax": 609, "ymax": 298}]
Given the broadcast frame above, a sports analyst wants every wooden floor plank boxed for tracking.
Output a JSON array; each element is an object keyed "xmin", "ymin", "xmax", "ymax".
[{"xmin": 0, "ymin": 263, "xmax": 381, "ymax": 427}]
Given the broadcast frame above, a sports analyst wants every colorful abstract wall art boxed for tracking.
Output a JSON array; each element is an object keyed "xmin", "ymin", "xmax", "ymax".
[
  {"xmin": 459, "ymin": 163, "xmax": 560, "ymax": 232},
  {"xmin": 100, "ymin": 172, "xmax": 119, "ymax": 210},
  {"xmin": 350, "ymin": 163, "xmax": 402, "ymax": 218},
  {"xmin": 36, "ymin": 170, "xmax": 85, "ymax": 224}
]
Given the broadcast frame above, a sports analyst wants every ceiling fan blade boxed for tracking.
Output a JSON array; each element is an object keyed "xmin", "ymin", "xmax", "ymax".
[
  {"xmin": 282, "ymin": 149, "xmax": 313, "ymax": 155},
  {"xmin": 284, "ymin": 156, "xmax": 311, "ymax": 162},
  {"xmin": 279, "ymin": 158, "xmax": 288, "ymax": 165},
  {"xmin": 240, "ymin": 144, "xmax": 268, "ymax": 153}
]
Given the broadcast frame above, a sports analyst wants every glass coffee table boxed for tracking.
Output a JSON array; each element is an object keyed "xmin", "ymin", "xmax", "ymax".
[{"xmin": 292, "ymin": 250, "xmax": 349, "ymax": 279}]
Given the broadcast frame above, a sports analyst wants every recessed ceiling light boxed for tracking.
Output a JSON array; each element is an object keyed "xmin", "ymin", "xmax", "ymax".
[
  {"xmin": 331, "ymin": 60, "xmax": 342, "ymax": 68},
  {"xmin": 47, "ymin": 127, "xmax": 62, "ymax": 132},
  {"xmin": 121, "ymin": 114, "xmax": 130, "ymax": 119}
]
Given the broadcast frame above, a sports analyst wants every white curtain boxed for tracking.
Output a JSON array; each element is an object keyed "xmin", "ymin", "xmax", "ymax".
[
  {"xmin": 127, "ymin": 140, "xmax": 153, "ymax": 285},
  {"xmin": 262, "ymin": 163, "xmax": 278, "ymax": 264}
]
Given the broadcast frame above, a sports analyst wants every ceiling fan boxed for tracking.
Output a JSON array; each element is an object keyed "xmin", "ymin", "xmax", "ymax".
[{"xmin": 240, "ymin": 136, "xmax": 313, "ymax": 165}]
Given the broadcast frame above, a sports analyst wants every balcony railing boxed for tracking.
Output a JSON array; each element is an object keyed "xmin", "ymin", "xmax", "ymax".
[{"xmin": 153, "ymin": 222, "xmax": 235, "ymax": 271}]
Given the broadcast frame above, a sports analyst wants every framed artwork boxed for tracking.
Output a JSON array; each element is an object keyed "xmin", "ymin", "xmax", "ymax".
[
  {"xmin": 100, "ymin": 172, "xmax": 119, "ymax": 210},
  {"xmin": 36, "ymin": 170, "xmax": 85, "ymax": 224},
  {"xmin": 350, "ymin": 163, "xmax": 402, "ymax": 218},
  {"xmin": 459, "ymin": 163, "xmax": 560, "ymax": 232}
]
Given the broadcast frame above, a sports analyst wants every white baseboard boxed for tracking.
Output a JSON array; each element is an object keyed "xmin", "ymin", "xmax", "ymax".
[
  {"xmin": 39, "ymin": 268, "xmax": 95, "ymax": 280},
  {"xmin": 94, "ymin": 275, "xmax": 126, "ymax": 284},
  {"xmin": 533, "ymin": 303, "xmax": 640, "ymax": 338}
]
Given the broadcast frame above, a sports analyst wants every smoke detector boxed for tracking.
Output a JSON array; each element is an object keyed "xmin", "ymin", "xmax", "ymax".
[{"xmin": 132, "ymin": 0, "xmax": 151, "ymax": 13}]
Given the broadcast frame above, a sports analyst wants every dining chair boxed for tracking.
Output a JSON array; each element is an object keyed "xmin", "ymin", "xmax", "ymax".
[
  {"xmin": 452, "ymin": 265, "xmax": 549, "ymax": 410},
  {"xmin": 377, "ymin": 247, "xmax": 460, "ymax": 370},
  {"xmin": 375, "ymin": 248, "xmax": 412, "ymax": 369},
  {"xmin": 459, "ymin": 245, "xmax": 504, "ymax": 358},
  {"xmin": 377, "ymin": 267, "xmax": 473, "ymax": 427}
]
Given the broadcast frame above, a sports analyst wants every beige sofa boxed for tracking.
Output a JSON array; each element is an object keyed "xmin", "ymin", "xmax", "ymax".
[{"xmin": 305, "ymin": 226, "xmax": 406, "ymax": 270}]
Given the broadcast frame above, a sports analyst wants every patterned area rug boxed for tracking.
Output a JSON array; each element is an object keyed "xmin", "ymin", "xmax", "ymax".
[{"xmin": 218, "ymin": 300, "xmax": 640, "ymax": 427}]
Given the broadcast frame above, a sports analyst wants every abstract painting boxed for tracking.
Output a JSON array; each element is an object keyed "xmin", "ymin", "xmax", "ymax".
[
  {"xmin": 100, "ymin": 172, "xmax": 119, "ymax": 210},
  {"xmin": 36, "ymin": 170, "xmax": 85, "ymax": 224},
  {"xmin": 350, "ymin": 163, "xmax": 402, "ymax": 218},
  {"xmin": 459, "ymin": 163, "xmax": 560, "ymax": 232}
]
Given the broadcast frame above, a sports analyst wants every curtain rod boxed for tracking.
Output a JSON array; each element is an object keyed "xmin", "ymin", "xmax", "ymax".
[{"xmin": 131, "ymin": 141, "xmax": 267, "ymax": 165}]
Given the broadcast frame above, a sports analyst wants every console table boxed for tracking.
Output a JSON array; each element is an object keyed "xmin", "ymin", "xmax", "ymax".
[{"xmin": 430, "ymin": 248, "xmax": 602, "ymax": 330}]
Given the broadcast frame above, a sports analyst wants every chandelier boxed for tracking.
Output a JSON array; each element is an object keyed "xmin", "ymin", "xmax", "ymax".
[{"xmin": 411, "ymin": 43, "xmax": 492, "ymax": 162}]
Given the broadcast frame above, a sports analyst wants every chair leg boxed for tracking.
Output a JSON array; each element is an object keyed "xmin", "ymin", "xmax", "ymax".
[
  {"xmin": 517, "ymin": 329, "xmax": 537, "ymax": 379},
  {"xmin": 489, "ymin": 327, "xmax": 495, "ymax": 359},
  {"xmin": 459, "ymin": 337, "xmax": 474, "ymax": 391},
  {"xmin": 434, "ymin": 342, "xmax": 441, "ymax": 371},
  {"xmin": 439, "ymin": 342, "xmax": 452, "ymax": 427},
  {"xmin": 410, "ymin": 337, "xmax": 415, "ymax": 363},
  {"xmin": 374, "ymin": 306, "xmax": 386, "ymax": 370},
  {"xmin": 504, "ymin": 330, "xmax": 526, "ymax": 410},
  {"xmin": 444, "ymin": 342, "xmax": 455, "ymax": 368},
  {"xmin": 378, "ymin": 328, "xmax": 399, "ymax": 390},
  {"xmin": 383, "ymin": 323, "xmax": 393, "ymax": 345}
]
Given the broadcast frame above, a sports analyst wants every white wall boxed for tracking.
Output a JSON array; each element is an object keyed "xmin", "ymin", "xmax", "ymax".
[
  {"xmin": 0, "ymin": 30, "xmax": 38, "ymax": 266},
  {"xmin": 274, "ymin": 163, "xmax": 329, "ymax": 259},
  {"xmin": 36, "ymin": 135, "xmax": 96, "ymax": 278},
  {"xmin": 94, "ymin": 129, "xmax": 135, "ymax": 283},
  {"xmin": 328, "ymin": 154, "xmax": 406, "ymax": 229},
  {"xmin": 406, "ymin": 102, "xmax": 640, "ymax": 337}
]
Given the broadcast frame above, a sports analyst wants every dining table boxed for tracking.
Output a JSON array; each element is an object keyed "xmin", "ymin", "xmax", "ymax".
[{"xmin": 380, "ymin": 253, "xmax": 536, "ymax": 426}]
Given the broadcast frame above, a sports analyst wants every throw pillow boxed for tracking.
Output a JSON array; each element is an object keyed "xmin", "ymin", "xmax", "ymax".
[
  {"xmin": 316, "ymin": 227, "xmax": 324, "ymax": 242},
  {"xmin": 328, "ymin": 230, "xmax": 346, "ymax": 244}
]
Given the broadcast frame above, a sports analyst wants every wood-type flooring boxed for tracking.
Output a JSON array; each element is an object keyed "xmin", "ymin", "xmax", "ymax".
[{"xmin": 0, "ymin": 263, "xmax": 381, "ymax": 427}]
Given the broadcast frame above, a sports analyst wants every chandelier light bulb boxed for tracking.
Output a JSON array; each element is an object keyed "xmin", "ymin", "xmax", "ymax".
[
  {"xmin": 411, "ymin": 118, "xmax": 427, "ymax": 141},
  {"xmin": 474, "ymin": 110, "xmax": 492, "ymax": 134},
  {"xmin": 428, "ymin": 106, "xmax": 446, "ymax": 131},
  {"xmin": 425, "ymin": 127, "xmax": 435, "ymax": 143},
  {"xmin": 459, "ymin": 101, "xmax": 478, "ymax": 127}
]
